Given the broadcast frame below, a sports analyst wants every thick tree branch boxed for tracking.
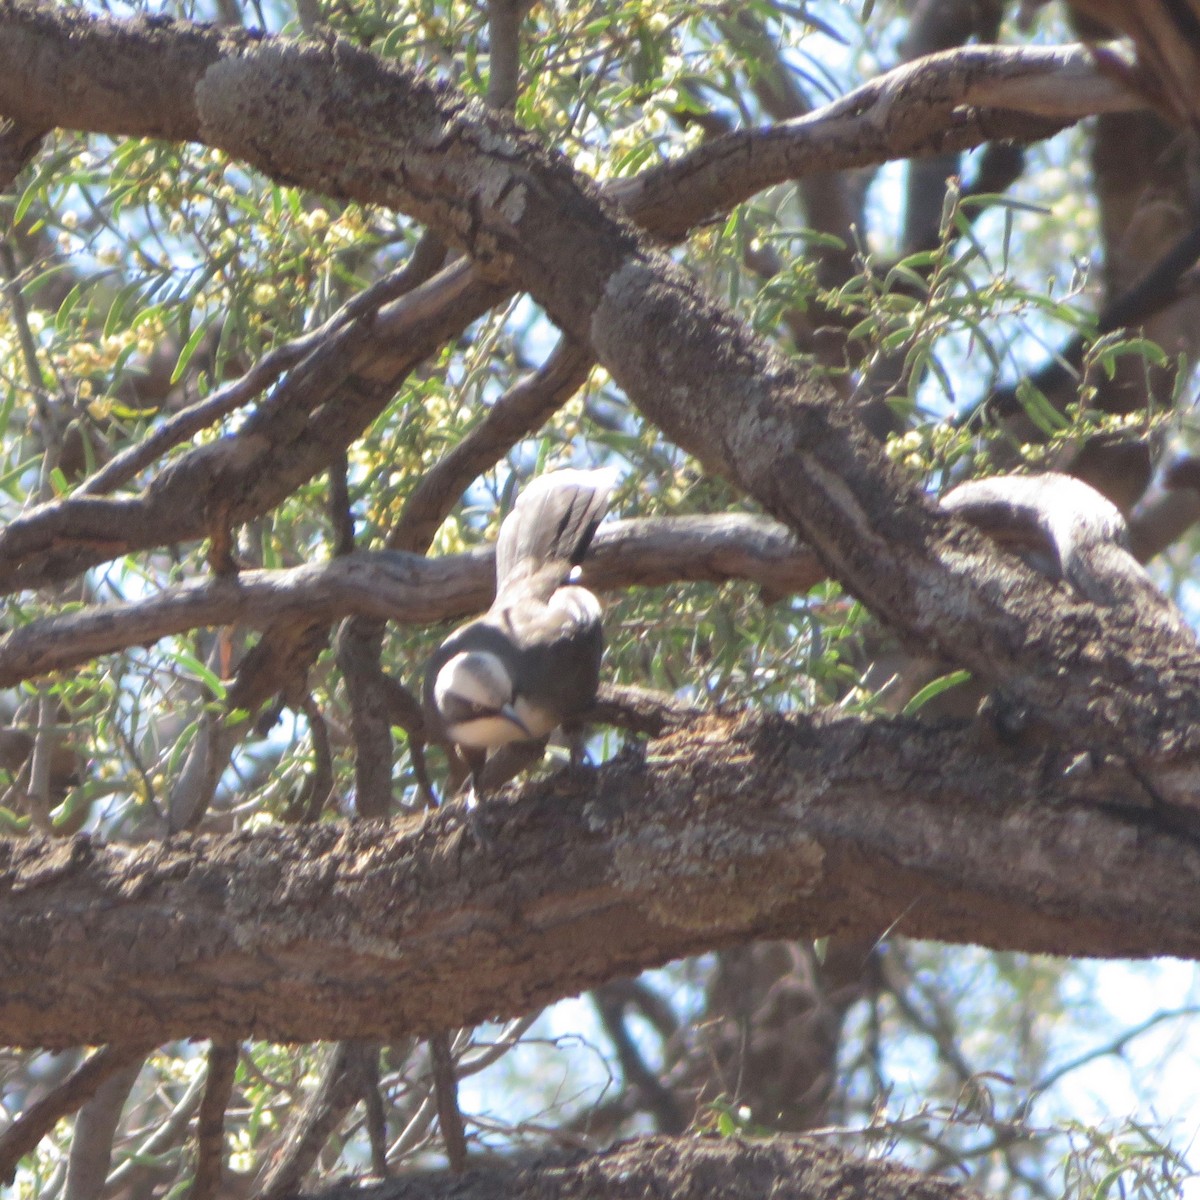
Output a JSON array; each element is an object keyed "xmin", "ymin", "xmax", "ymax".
[
  {"xmin": 0, "ymin": 709, "xmax": 1198, "ymax": 1047},
  {"xmin": 612, "ymin": 42, "xmax": 1133, "ymax": 240},
  {"xmin": 0, "ymin": 260, "xmax": 506, "ymax": 594}
]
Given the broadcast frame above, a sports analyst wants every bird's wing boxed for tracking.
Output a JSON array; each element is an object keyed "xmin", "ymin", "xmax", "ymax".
[{"xmin": 497, "ymin": 586, "xmax": 605, "ymax": 721}]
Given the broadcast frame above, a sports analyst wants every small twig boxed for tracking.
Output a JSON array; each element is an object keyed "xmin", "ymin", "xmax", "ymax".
[
  {"xmin": 457, "ymin": 1012, "xmax": 541, "ymax": 1076},
  {"xmin": 0, "ymin": 1044, "xmax": 150, "ymax": 1186},
  {"xmin": 256, "ymin": 1042, "xmax": 363, "ymax": 1200},
  {"xmin": 0, "ymin": 234, "xmax": 65, "ymax": 502},
  {"xmin": 979, "ymin": 218, "xmax": 1200, "ymax": 425},
  {"xmin": 1031, "ymin": 1004, "xmax": 1200, "ymax": 1099},
  {"xmin": 79, "ymin": 237, "xmax": 449, "ymax": 499},
  {"xmin": 378, "ymin": 671, "xmax": 439, "ymax": 809},
  {"xmin": 78, "ymin": 342, "xmax": 306, "ymax": 496},
  {"xmin": 429, "ymin": 1033, "xmax": 467, "ymax": 1173},
  {"xmin": 389, "ymin": 336, "xmax": 593, "ymax": 554},
  {"xmin": 190, "ymin": 1041, "xmax": 238, "ymax": 1200},
  {"xmin": 357, "ymin": 1046, "xmax": 390, "ymax": 1180},
  {"xmin": 103, "ymin": 1070, "xmax": 207, "ymax": 1193},
  {"xmin": 880, "ymin": 947, "xmax": 976, "ymax": 1085},
  {"xmin": 387, "ymin": 1092, "xmax": 439, "ymax": 1163},
  {"xmin": 283, "ymin": 694, "xmax": 335, "ymax": 824}
]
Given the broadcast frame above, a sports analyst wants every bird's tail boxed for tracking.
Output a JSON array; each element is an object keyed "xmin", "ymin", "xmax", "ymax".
[{"xmin": 495, "ymin": 468, "xmax": 618, "ymax": 596}]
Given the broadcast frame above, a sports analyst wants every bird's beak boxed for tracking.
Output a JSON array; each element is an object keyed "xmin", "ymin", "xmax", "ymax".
[{"xmin": 500, "ymin": 702, "xmax": 533, "ymax": 737}]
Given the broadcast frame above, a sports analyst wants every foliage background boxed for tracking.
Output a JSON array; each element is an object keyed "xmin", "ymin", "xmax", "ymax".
[{"xmin": 0, "ymin": 0, "xmax": 1198, "ymax": 1197}]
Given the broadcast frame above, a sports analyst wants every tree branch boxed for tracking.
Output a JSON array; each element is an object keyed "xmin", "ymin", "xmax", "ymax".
[
  {"xmin": 388, "ymin": 337, "xmax": 593, "ymax": 555},
  {"xmin": 0, "ymin": 1044, "xmax": 149, "ymax": 1185},
  {"xmin": 0, "ymin": 514, "xmax": 822, "ymax": 688},
  {"xmin": 612, "ymin": 42, "xmax": 1130, "ymax": 240},
  {"xmin": 0, "ymin": 709, "xmax": 1197, "ymax": 1048},
  {"xmin": 191, "ymin": 1041, "xmax": 238, "ymax": 1200},
  {"xmin": 298, "ymin": 1132, "xmax": 981, "ymax": 1200}
]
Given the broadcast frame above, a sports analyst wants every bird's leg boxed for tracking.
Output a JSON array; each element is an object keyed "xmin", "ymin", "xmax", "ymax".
[
  {"xmin": 451, "ymin": 747, "xmax": 497, "ymax": 850},
  {"xmin": 461, "ymin": 747, "xmax": 488, "ymax": 807},
  {"xmin": 563, "ymin": 722, "xmax": 592, "ymax": 774},
  {"xmin": 410, "ymin": 735, "xmax": 441, "ymax": 810}
]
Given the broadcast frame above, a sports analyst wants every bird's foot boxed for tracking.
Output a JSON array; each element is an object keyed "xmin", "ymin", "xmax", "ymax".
[
  {"xmin": 449, "ymin": 784, "xmax": 497, "ymax": 852},
  {"xmin": 566, "ymin": 732, "xmax": 593, "ymax": 776}
]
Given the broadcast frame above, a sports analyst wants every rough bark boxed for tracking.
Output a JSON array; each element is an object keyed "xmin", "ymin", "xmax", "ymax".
[
  {"xmin": 0, "ymin": 708, "xmax": 1197, "ymax": 1048},
  {"xmin": 297, "ymin": 1134, "xmax": 980, "ymax": 1200}
]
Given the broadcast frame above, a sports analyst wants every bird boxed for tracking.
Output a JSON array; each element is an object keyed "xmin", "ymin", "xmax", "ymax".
[{"xmin": 423, "ymin": 467, "xmax": 618, "ymax": 798}]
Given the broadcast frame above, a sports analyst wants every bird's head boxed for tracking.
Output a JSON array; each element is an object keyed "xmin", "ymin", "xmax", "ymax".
[{"xmin": 433, "ymin": 650, "xmax": 533, "ymax": 747}]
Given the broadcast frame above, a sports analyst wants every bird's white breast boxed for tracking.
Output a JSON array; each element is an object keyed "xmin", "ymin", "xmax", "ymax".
[{"xmin": 446, "ymin": 714, "xmax": 530, "ymax": 750}]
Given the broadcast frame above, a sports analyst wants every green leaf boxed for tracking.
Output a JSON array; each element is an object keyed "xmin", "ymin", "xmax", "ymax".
[
  {"xmin": 170, "ymin": 312, "xmax": 216, "ymax": 384},
  {"xmin": 1015, "ymin": 379, "xmax": 1069, "ymax": 435},
  {"xmin": 902, "ymin": 670, "xmax": 973, "ymax": 715}
]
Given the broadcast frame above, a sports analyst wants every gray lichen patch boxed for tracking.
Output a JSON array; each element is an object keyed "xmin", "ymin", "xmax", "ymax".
[{"xmin": 609, "ymin": 803, "xmax": 825, "ymax": 934}]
